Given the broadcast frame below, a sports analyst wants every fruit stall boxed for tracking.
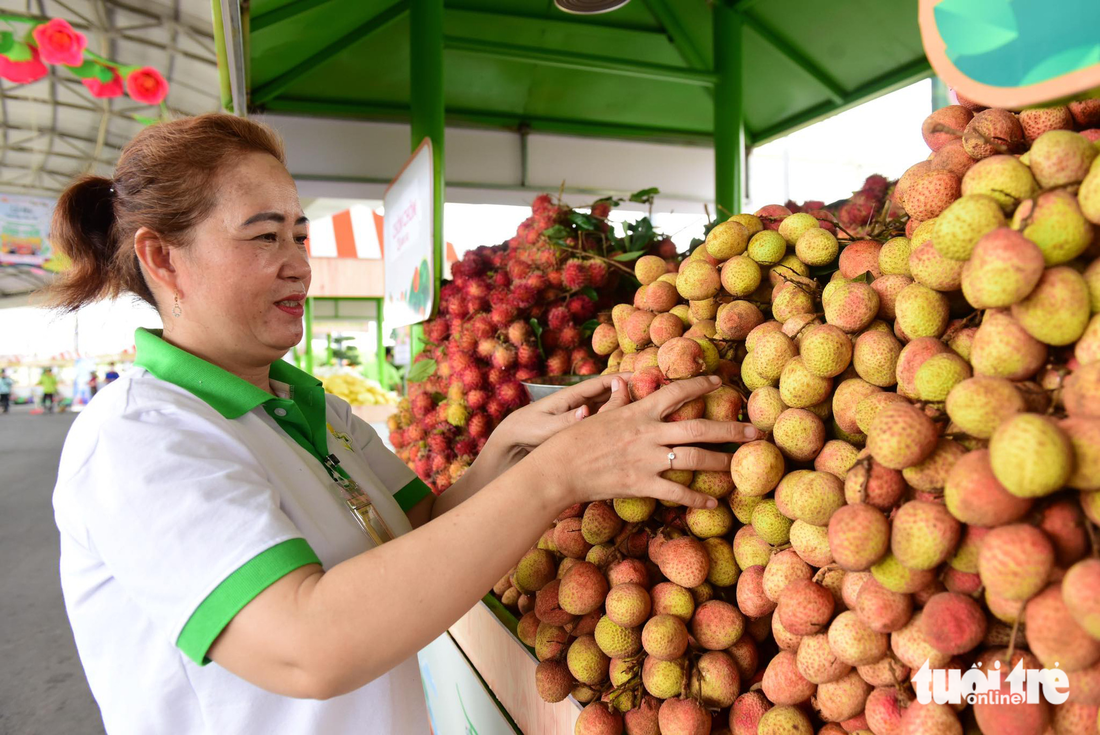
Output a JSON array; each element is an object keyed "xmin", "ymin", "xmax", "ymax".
[{"xmin": 212, "ymin": 1, "xmax": 1100, "ymax": 733}]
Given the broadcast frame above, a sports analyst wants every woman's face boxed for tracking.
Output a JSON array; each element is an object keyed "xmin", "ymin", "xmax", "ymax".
[{"xmin": 177, "ymin": 152, "xmax": 311, "ymax": 363}]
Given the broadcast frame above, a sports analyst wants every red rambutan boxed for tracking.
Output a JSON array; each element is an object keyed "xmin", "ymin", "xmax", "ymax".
[
  {"xmin": 498, "ymin": 381, "xmax": 526, "ymax": 409},
  {"xmin": 548, "ymin": 306, "xmax": 572, "ymax": 331},
  {"xmin": 458, "ymin": 365, "xmax": 485, "ymax": 390},
  {"xmin": 546, "ymin": 350, "xmax": 570, "ymax": 376},
  {"xmin": 432, "ymin": 472, "xmax": 451, "ymax": 494},
  {"xmin": 515, "ymin": 367, "xmax": 540, "ymax": 381},
  {"xmin": 466, "ymin": 389, "xmax": 489, "ymax": 410},
  {"xmin": 509, "ymin": 282, "xmax": 538, "ymax": 309},
  {"xmin": 562, "ymin": 259, "xmax": 590, "ymax": 290},
  {"xmin": 468, "ymin": 413, "xmax": 491, "ymax": 439},
  {"xmin": 541, "ymin": 329, "xmax": 560, "ymax": 351},
  {"xmin": 411, "ymin": 392, "xmax": 434, "ymax": 419},
  {"xmin": 428, "ymin": 433, "xmax": 450, "ymax": 456},
  {"xmin": 449, "ymin": 350, "xmax": 475, "ymax": 373},
  {"xmin": 508, "ymin": 260, "xmax": 532, "ymax": 281},
  {"xmin": 426, "ymin": 319, "xmax": 449, "ymax": 343},
  {"xmin": 526, "ymin": 272, "xmax": 548, "ymax": 291},
  {"xmin": 464, "ymin": 278, "xmax": 490, "ymax": 299},
  {"xmin": 492, "ymin": 271, "xmax": 510, "ymax": 288},
  {"xmin": 486, "ymin": 398, "xmax": 506, "ymax": 421},
  {"xmin": 414, "ymin": 456, "xmax": 432, "ymax": 480},
  {"xmin": 446, "ymin": 299, "xmax": 468, "ymax": 319},
  {"xmin": 489, "ymin": 288, "xmax": 510, "ymax": 307},
  {"xmin": 517, "ymin": 343, "xmax": 541, "ymax": 367},
  {"xmin": 567, "ymin": 295, "xmax": 596, "ymax": 321},
  {"xmin": 389, "ymin": 429, "xmax": 406, "ymax": 448},
  {"xmin": 454, "ymin": 437, "xmax": 476, "ymax": 457},
  {"xmin": 587, "ymin": 260, "xmax": 609, "ymax": 286},
  {"xmin": 490, "ymin": 304, "xmax": 517, "ymax": 328},
  {"xmin": 507, "ymin": 321, "xmax": 532, "ymax": 346},
  {"xmin": 532, "ymin": 193, "xmax": 554, "ymax": 215},
  {"xmin": 558, "ymin": 325, "xmax": 581, "ymax": 349},
  {"xmin": 575, "ymin": 359, "xmax": 600, "ymax": 375},
  {"xmin": 487, "ymin": 367, "xmax": 511, "ymax": 387},
  {"xmin": 492, "ymin": 344, "xmax": 517, "ymax": 370},
  {"xmin": 477, "ymin": 338, "xmax": 498, "ymax": 360},
  {"xmin": 431, "ymin": 454, "xmax": 449, "ymax": 474},
  {"xmin": 469, "ymin": 314, "xmax": 495, "ymax": 340},
  {"xmin": 548, "ymin": 269, "xmax": 564, "ymax": 287}
]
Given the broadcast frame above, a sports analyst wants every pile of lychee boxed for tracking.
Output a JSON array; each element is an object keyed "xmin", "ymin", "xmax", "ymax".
[
  {"xmin": 389, "ymin": 195, "xmax": 641, "ymax": 493},
  {"xmin": 490, "ymin": 99, "xmax": 1100, "ymax": 735}
]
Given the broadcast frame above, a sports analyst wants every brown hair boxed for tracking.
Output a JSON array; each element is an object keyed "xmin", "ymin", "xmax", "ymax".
[{"xmin": 47, "ymin": 113, "xmax": 286, "ymax": 312}]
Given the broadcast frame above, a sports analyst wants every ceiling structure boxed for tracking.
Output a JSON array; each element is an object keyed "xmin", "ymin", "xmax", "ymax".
[
  {"xmin": 0, "ymin": 0, "xmax": 221, "ymax": 198},
  {"xmin": 245, "ymin": 0, "xmax": 931, "ymax": 147}
]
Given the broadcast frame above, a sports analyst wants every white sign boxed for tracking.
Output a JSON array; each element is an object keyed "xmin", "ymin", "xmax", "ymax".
[
  {"xmin": 383, "ymin": 139, "xmax": 435, "ymax": 331},
  {"xmin": 912, "ymin": 659, "xmax": 1069, "ymax": 706}
]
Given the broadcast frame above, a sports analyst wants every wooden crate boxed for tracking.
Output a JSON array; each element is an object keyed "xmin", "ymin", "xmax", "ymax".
[{"xmin": 449, "ymin": 599, "xmax": 581, "ymax": 734}]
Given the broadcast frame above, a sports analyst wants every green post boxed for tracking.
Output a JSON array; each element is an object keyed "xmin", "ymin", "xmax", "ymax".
[
  {"xmin": 375, "ymin": 297, "xmax": 386, "ymax": 387},
  {"xmin": 409, "ymin": 0, "xmax": 445, "ymax": 356},
  {"xmin": 326, "ymin": 332, "xmax": 333, "ymax": 366},
  {"xmin": 714, "ymin": 1, "xmax": 745, "ymax": 219},
  {"xmin": 304, "ymin": 297, "xmax": 314, "ymax": 375}
]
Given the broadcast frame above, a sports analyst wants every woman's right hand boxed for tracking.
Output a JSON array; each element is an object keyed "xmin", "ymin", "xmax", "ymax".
[{"xmin": 527, "ymin": 374, "xmax": 760, "ymax": 510}]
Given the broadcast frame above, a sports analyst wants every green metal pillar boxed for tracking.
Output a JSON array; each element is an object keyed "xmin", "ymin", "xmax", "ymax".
[
  {"xmin": 714, "ymin": 1, "xmax": 745, "ymax": 219},
  {"xmin": 325, "ymin": 332, "xmax": 333, "ymax": 365},
  {"xmin": 375, "ymin": 298, "xmax": 386, "ymax": 386},
  {"xmin": 304, "ymin": 297, "xmax": 314, "ymax": 374},
  {"xmin": 409, "ymin": 0, "xmax": 445, "ymax": 356}
]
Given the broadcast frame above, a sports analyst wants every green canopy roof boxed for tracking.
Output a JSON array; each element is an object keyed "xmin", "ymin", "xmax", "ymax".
[{"xmin": 241, "ymin": 0, "xmax": 930, "ymax": 147}]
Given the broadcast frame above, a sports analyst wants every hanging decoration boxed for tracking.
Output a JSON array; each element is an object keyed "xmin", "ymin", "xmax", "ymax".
[{"xmin": 0, "ymin": 14, "xmax": 170, "ymax": 117}]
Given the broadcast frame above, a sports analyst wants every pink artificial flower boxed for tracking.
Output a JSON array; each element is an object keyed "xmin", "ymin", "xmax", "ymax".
[
  {"xmin": 125, "ymin": 66, "xmax": 168, "ymax": 105},
  {"xmin": 83, "ymin": 69, "xmax": 123, "ymax": 98},
  {"xmin": 0, "ymin": 45, "xmax": 48, "ymax": 84},
  {"xmin": 32, "ymin": 18, "xmax": 87, "ymax": 66}
]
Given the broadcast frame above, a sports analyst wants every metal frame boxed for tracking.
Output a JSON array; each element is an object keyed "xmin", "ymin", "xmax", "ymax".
[{"xmin": 0, "ymin": 0, "xmax": 220, "ymax": 197}]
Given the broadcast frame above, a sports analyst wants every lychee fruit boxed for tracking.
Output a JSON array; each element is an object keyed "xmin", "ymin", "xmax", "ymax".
[
  {"xmin": 828, "ymin": 503, "xmax": 890, "ymax": 571},
  {"xmin": 970, "ymin": 310, "xmax": 1047, "ymax": 381},
  {"xmin": 989, "ymin": 412, "xmax": 1073, "ymax": 497},
  {"xmin": 978, "ymin": 523, "xmax": 1055, "ymax": 601}
]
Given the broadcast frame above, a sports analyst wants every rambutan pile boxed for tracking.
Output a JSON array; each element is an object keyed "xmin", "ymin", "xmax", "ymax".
[{"xmin": 388, "ymin": 193, "xmax": 647, "ymax": 493}]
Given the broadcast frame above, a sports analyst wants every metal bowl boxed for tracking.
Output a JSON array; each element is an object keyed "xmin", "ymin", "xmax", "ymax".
[{"xmin": 520, "ymin": 374, "xmax": 601, "ymax": 402}]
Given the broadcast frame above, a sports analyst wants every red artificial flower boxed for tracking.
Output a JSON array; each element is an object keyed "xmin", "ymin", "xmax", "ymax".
[
  {"xmin": 82, "ymin": 69, "xmax": 123, "ymax": 99},
  {"xmin": 0, "ymin": 45, "xmax": 48, "ymax": 84},
  {"xmin": 32, "ymin": 18, "xmax": 87, "ymax": 66},
  {"xmin": 125, "ymin": 66, "xmax": 168, "ymax": 105}
]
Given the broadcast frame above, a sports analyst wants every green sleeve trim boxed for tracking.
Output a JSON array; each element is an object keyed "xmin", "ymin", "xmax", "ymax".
[
  {"xmin": 177, "ymin": 538, "xmax": 321, "ymax": 666},
  {"xmin": 393, "ymin": 477, "xmax": 432, "ymax": 513}
]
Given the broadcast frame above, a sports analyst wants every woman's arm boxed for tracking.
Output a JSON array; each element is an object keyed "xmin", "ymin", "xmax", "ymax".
[{"xmin": 207, "ymin": 376, "xmax": 756, "ymax": 699}]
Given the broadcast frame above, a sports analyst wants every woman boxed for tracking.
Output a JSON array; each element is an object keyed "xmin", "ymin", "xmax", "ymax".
[{"xmin": 50, "ymin": 114, "xmax": 758, "ymax": 734}]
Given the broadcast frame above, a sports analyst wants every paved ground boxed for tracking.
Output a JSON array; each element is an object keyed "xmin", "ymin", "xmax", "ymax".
[{"xmin": 0, "ymin": 407, "xmax": 104, "ymax": 735}]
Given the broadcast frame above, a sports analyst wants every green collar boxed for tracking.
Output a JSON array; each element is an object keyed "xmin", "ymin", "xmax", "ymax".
[{"xmin": 134, "ymin": 328, "xmax": 323, "ymax": 418}]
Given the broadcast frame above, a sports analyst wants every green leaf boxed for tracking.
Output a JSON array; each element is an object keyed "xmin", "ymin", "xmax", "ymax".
[
  {"xmin": 5, "ymin": 40, "xmax": 32, "ymax": 62},
  {"xmin": 542, "ymin": 224, "xmax": 569, "ymax": 240},
  {"xmin": 594, "ymin": 196, "xmax": 621, "ymax": 209},
  {"xmin": 568, "ymin": 211, "xmax": 599, "ymax": 231},
  {"xmin": 629, "ymin": 187, "xmax": 660, "ymax": 203},
  {"xmin": 406, "ymin": 358, "xmax": 437, "ymax": 383},
  {"xmin": 529, "ymin": 318, "xmax": 545, "ymax": 359},
  {"xmin": 580, "ymin": 319, "xmax": 600, "ymax": 338},
  {"xmin": 852, "ymin": 271, "xmax": 873, "ymax": 284},
  {"xmin": 627, "ymin": 217, "xmax": 656, "ymax": 251},
  {"xmin": 93, "ymin": 64, "xmax": 116, "ymax": 83},
  {"xmin": 66, "ymin": 60, "xmax": 103, "ymax": 79},
  {"xmin": 0, "ymin": 32, "xmax": 14, "ymax": 56},
  {"xmin": 579, "ymin": 286, "xmax": 599, "ymax": 301},
  {"xmin": 612, "ymin": 251, "xmax": 646, "ymax": 262}
]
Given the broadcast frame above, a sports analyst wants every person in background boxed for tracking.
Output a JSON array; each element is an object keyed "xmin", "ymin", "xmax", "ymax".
[
  {"xmin": 88, "ymin": 372, "xmax": 99, "ymax": 399},
  {"xmin": 38, "ymin": 367, "xmax": 58, "ymax": 414},
  {"xmin": 0, "ymin": 370, "xmax": 12, "ymax": 414},
  {"xmin": 104, "ymin": 363, "xmax": 120, "ymax": 383}
]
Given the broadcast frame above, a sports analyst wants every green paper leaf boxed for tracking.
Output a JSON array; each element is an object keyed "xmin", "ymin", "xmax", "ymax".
[
  {"xmin": 5, "ymin": 40, "xmax": 32, "ymax": 62},
  {"xmin": 93, "ymin": 64, "xmax": 116, "ymax": 83},
  {"xmin": 580, "ymin": 319, "xmax": 600, "ymax": 338},
  {"xmin": 0, "ymin": 32, "xmax": 14, "ymax": 56},
  {"xmin": 406, "ymin": 358, "xmax": 437, "ymax": 383},
  {"xmin": 612, "ymin": 251, "xmax": 645, "ymax": 262},
  {"xmin": 66, "ymin": 60, "xmax": 102, "ymax": 79},
  {"xmin": 629, "ymin": 187, "xmax": 660, "ymax": 204}
]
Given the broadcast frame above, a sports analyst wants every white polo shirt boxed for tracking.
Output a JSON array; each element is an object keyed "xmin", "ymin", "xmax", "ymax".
[{"xmin": 53, "ymin": 328, "xmax": 432, "ymax": 734}]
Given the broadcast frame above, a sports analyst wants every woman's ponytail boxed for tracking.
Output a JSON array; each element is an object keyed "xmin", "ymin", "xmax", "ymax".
[{"xmin": 47, "ymin": 175, "xmax": 127, "ymax": 312}]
